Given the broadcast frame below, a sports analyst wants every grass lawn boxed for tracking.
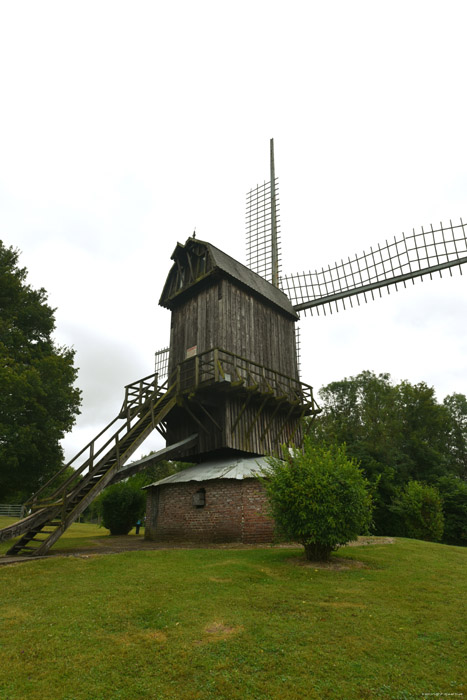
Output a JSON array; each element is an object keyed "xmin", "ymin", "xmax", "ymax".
[
  {"xmin": 0, "ymin": 517, "xmax": 144, "ymax": 556},
  {"xmin": 0, "ymin": 522, "xmax": 465, "ymax": 700}
]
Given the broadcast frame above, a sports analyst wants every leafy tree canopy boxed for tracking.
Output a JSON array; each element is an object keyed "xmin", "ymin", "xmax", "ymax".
[
  {"xmin": 0, "ymin": 241, "xmax": 81, "ymax": 502},
  {"xmin": 308, "ymin": 371, "xmax": 467, "ymax": 539},
  {"xmin": 436, "ymin": 474, "xmax": 467, "ymax": 546},
  {"xmin": 390, "ymin": 480, "xmax": 444, "ymax": 542}
]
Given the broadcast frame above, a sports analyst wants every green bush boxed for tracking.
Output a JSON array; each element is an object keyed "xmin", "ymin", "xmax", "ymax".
[
  {"xmin": 436, "ymin": 475, "xmax": 467, "ymax": 545},
  {"xmin": 262, "ymin": 440, "xmax": 373, "ymax": 561},
  {"xmin": 391, "ymin": 480, "xmax": 444, "ymax": 542},
  {"xmin": 100, "ymin": 482, "xmax": 145, "ymax": 536}
]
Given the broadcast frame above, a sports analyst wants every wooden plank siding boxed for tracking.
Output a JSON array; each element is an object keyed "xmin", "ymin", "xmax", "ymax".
[
  {"xmin": 165, "ymin": 394, "xmax": 302, "ymax": 459},
  {"xmin": 162, "ymin": 239, "xmax": 303, "ymax": 459},
  {"xmin": 168, "ymin": 279, "xmax": 298, "ymax": 380}
]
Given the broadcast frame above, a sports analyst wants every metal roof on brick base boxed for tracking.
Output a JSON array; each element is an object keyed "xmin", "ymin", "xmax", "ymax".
[{"xmin": 143, "ymin": 454, "xmax": 272, "ymax": 488}]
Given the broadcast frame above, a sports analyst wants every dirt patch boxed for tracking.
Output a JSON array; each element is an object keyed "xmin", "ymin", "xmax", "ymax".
[
  {"xmin": 289, "ymin": 556, "xmax": 369, "ymax": 571},
  {"xmin": 286, "ymin": 538, "xmax": 394, "ymax": 569},
  {"xmin": 1, "ymin": 534, "xmax": 395, "ymax": 565},
  {"xmin": 319, "ymin": 601, "xmax": 366, "ymax": 608},
  {"xmin": 346, "ymin": 536, "xmax": 394, "ymax": 547},
  {"xmin": 204, "ymin": 621, "xmax": 243, "ymax": 639},
  {"xmin": 208, "ymin": 576, "xmax": 233, "ymax": 583},
  {"xmin": 57, "ymin": 534, "xmax": 394, "ymax": 557},
  {"xmin": 109, "ymin": 629, "xmax": 167, "ymax": 646}
]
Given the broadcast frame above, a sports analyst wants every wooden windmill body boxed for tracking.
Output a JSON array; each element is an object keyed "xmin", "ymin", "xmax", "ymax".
[
  {"xmin": 1, "ymin": 141, "xmax": 466, "ymax": 555},
  {"xmin": 159, "ymin": 236, "xmax": 311, "ymax": 461},
  {"xmin": 143, "ymin": 236, "xmax": 318, "ymax": 543}
]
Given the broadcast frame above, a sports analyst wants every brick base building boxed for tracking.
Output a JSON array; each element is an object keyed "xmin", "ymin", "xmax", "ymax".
[{"xmin": 143, "ymin": 456, "xmax": 275, "ymax": 544}]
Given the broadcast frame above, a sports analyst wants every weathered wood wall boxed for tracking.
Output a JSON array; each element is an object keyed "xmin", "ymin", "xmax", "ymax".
[
  {"xmin": 168, "ymin": 278, "xmax": 298, "ymax": 379},
  {"xmin": 166, "ymin": 394, "xmax": 302, "ymax": 459}
]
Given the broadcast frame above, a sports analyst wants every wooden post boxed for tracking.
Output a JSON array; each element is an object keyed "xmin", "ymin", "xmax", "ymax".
[{"xmin": 214, "ymin": 348, "xmax": 219, "ymax": 382}]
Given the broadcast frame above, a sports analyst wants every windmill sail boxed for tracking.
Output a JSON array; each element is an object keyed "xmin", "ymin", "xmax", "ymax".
[
  {"xmin": 281, "ymin": 219, "xmax": 467, "ymax": 314},
  {"xmin": 245, "ymin": 139, "xmax": 281, "ymax": 286}
]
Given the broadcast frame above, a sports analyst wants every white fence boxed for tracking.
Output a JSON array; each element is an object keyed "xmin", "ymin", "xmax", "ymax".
[{"xmin": 0, "ymin": 504, "xmax": 25, "ymax": 518}]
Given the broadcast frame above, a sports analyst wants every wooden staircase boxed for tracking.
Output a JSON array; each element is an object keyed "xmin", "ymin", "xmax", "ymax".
[{"xmin": 1, "ymin": 372, "xmax": 178, "ymax": 557}]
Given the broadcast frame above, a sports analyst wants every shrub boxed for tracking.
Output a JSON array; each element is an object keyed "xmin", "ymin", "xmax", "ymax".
[
  {"xmin": 391, "ymin": 480, "xmax": 444, "ymax": 542},
  {"xmin": 436, "ymin": 475, "xmax": 467, "ymax": 546},
  {"xmin": 262, "ymin": 440, "xmax": 373, "ymax": 561},
  {"xmin": 100, "ymin": 482, "xmax": 145, "ymax": 536}
]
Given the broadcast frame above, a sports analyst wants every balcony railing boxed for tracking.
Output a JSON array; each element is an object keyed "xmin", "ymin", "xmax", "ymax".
[{"xmin": 176, "ymin": 348, "xmax": 319, "ymax": 413}]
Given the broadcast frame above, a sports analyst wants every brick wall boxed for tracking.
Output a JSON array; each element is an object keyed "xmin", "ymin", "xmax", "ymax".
[
  {"xmin": 145, "ymin": 478, "xmax": 275, "ymax": 544},
  {"xmin": 241, "ymin": 480, "xmax": 275, "ymax": 543}
]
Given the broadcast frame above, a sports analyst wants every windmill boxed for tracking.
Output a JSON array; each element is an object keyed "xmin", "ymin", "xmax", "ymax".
[{"xmin": 1, "ymin": 141, "xmax": 466, "ymax": 555}]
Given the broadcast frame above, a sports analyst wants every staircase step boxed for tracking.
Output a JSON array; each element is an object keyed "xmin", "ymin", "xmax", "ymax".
[{"xmin": 3, "ymin": 381, "xmax": 174, "ymax": 557}]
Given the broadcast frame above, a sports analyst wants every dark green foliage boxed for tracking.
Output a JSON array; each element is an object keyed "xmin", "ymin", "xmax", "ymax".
[
  {"xmin": 436, "ymin": 475, "xmax": 467, "ymax": 545},
  {"xmin": 125, "ymin": 458, "xmax": 193, "ymax": 490},
  {"xmin": 308, "ymin": 371, "xmax": 467, "ymax": 542},
  {"xmin": 443, "ymin": 393, "xmax": 467, "ymax": 479},
  {"xmin": 0, "ymin": 242, "xmax": 81, "ymax": 502},
  {"xmin": 390, "ymin": 481, "xmax": 444, "ymax": 542},
  {"xmin": 100, "ymin": 482, "xmax": 146, "ymax": 535},
  {"xmin": 86, "ymin": 458, "xmax": 191, "ymax": 523},
  {"xmin": 263, "ymin": 439, "xmax": 373, "ymax": 561}
]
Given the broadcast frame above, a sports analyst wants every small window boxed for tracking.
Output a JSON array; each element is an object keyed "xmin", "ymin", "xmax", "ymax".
[{"xmin": 193, "ymin": 488, "xmax": 206, "ymax": 508}]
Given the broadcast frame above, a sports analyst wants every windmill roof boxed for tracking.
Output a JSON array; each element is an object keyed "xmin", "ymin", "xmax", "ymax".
[
  {"xmin": 143, "ymin": 454, "xmax": 272, "ymax": 488},
  {"xmin": 160, "ymin": 237, "xmax": 297, "ymax": 318}
]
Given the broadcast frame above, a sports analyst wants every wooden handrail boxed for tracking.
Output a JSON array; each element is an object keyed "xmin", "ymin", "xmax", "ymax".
[{"xmin": 177, "ymin": 347, "xmax": 319, "ymax": 412}]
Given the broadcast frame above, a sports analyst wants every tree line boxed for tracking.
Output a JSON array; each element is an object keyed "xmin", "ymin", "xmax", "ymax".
[{"xmin": 306, "ymin": 370, "xmax": 467, "ymax": 545}]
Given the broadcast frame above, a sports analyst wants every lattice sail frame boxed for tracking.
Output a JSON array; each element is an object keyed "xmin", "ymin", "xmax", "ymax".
[
  {"xmin": 245, "ymin": 178, "xmax": 282, "ymax": 284},
  {"xmin": 155, "ymin": 346, "xmax": 169, "ymax": 382},
  {"xmin": 281, "ymin": 219, "xmax": 467, "ymax": 315}
]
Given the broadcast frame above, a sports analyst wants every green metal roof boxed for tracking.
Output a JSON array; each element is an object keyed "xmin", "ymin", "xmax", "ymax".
[{"xmin": 143, "ymin": 454, "xmax": 272, "ymax": 488}]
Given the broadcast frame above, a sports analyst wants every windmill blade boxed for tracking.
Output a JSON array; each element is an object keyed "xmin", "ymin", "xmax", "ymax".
[
  {"xmin": 155, "ymin": 346, "xmax": 169, "ymax": 381},
  {"xmin": 245, "ymin": 139, "xmax": 281, "ymax": 287},
  {"xmin": 281, "ymin": 219, "xmax": 467, "ymax": 314}
]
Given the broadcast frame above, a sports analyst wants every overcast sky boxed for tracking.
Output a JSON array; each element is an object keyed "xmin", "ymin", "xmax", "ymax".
[{"xmin": 1, "ymin": 1, "xmax": 466, "ymax": 463}]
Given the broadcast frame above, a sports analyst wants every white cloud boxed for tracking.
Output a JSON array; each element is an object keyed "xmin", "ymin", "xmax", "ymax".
[{"xmin": 0, "ymin": 0, "xmax": 465, "ymax": 465}]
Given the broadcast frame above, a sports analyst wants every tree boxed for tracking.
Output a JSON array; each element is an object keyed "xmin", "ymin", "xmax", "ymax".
[
  {"xmin": 125, "ymin": 457, "xmax": 194, "ymax": 490},
  {"xmin": 100, "ymin": 482, "xmax": 145, "ymax": 535},
  {"xmin": 85, "ymin": 458, "xmax": 192, "ymax": 523},
  {"xmin": 443, "ymin": 393, "xmax": 467, "ymax": 479},
  {"xmin": 436, "ymin": 475, "xmax": 467, "ymax": 546},
  {"xmin": 307, "ymin": 371, "xmax": 465, "ymax": 538},
  {"xmin": 396, "ymin": 381, "xmax": 452, "ymax": 483},
  {"xmin": 0, "ymin": 242, "xmax": 81, "ymax": 502},
  {"xmin": 262, "ymin": 439, "xmax": 373, "ymax": 561},
  {"xmin": 390, "ymin": 481, "xmax": 444, "ymax": 542}
]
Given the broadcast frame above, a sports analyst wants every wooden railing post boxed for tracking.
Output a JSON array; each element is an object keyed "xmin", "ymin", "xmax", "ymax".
[
  {"xmin": 61, "ymin": 493, "xmax": 67, "ymax": 524},
  {"xmin": 89, "ymin": 442, "xmax": 94, "ymax": 473},
  {"xmin": 214, "ymin": 349, "xmax": 219, "ymax": 382}
]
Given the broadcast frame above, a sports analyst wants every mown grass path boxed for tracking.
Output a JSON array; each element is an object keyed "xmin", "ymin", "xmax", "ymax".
[{"xmin": 0, "ymin": 522, "xmax": 465, "ymax": 699}]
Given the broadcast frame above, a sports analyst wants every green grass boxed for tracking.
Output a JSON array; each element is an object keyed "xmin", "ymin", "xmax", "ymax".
[
  {"xmin": 0, "ymin": 517, "xmax": 143, "ymax": 555},
  {"xmin": 0, "ymin": 524, "xmax": 465, "ymax": 700}
]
